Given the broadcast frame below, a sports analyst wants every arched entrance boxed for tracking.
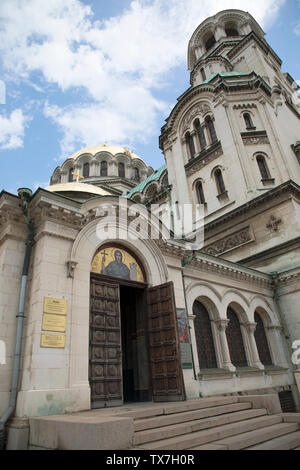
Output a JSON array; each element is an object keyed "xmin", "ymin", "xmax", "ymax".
[{"xmin": 89, "ymin": 244, "xmax": 185, "ymax": 408}]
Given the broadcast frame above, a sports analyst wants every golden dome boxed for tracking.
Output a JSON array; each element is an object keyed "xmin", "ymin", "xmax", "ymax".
[
  {"xmin": 45, "ymin": 182, "xmax": 112, "ymax": 197},
  {"xmin": 67, "ymin": 144, "xmax": 142, "ymax": 161}
]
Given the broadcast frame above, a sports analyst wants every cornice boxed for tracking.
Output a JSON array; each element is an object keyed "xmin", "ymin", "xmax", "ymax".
[
  {"xmin": 29, "ymin": 200, "xmax": 84, "ymax": 231},
  {"xmin": 191, "ymin": 55, "xmax": 233, "ymax": 85},
  {"xmin": 226, "ymin": 31, "xmax": 282, "ymax": 67},
  {"xmin": 186, "ymin": 252, "xmax": 272, "ymax": 288},
  {"xmin": 204, "ymin": 180, "xmax": 300, "ymax": 233},
  {"xmin": 159, "ymin": 73, "xmax": 271, "ymax": 150}
]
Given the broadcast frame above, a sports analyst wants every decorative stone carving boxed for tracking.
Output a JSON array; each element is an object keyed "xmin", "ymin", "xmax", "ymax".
[
  {"xmin": 242, "ymin": 135, "xmax": 270, "ymax": 145},
  {"xmin": 185, "ymin": 143, "xmax": 223, "ymax": 176},
  {"xmin": 215, "ymin": 319, "xmax": 229, "ymax": 332},
  {"xmin": 181, "ymin": 103, "xmax": 211, "ymax": 132},
  {"xmin": 67, "ymin": 260, "xmax": 78, "ymax": 278},
  {"xmin": 203, "ymin": 227, "xmax": 253, "ymax": 256},
  {"xmin": 266, "ymin": 215, "xmax": 282, "ymax": 232},
  {"xmin": 233, "ymin": 103, "xmax": 257, "ymax": 110}
]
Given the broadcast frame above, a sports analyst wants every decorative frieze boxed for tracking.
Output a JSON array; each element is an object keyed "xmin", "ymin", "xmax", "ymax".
[
  {"xmin": 241, "ymin": 130, "xmax": 270, "ymax": 146},
  {"xmin": 185, "ymin": 141, "xmax": 223, "ymax": 176},
  {"xmin": 233, "ymin": 103, "xmax": 257, "ymax": 110},
  {"xmin": 202, "ymin": 226, "xmax": 254, "ymax": 256}
]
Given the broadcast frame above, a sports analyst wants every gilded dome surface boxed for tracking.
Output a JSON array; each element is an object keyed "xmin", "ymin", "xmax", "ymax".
[
  {"xmin": 67, "ymin": 144, "xmax": 142, "ymax": 161},
  {"xmin": 45, "ymin": 182, "xmax": 112, "ymax": 197}
]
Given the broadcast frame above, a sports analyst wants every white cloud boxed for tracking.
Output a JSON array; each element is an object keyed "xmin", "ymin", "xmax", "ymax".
[
  {"xmin": 0, "ymin": 109, "xmax": 29, "ymax": 150},
  {"xmin": 294, "ymin": 23, "xmax": 300, "ymax": 35},
  {"xmin": 0, "ymin": 0, "xmax": 286, "ymax": 155}
]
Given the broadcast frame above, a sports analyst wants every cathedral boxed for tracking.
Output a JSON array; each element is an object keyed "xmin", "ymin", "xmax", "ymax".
[{"xmin": 1, "ymin": 9, "xmax": 300, "ymax": 450}]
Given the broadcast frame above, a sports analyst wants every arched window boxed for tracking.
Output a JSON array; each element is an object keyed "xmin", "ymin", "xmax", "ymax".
[
  {"xmin": 118, "ymin": 162, "xmax": 125, "ymax": 178},
  {"xmin": 256, "ymin": 155, "xmax": 270, "ymax": 180},
  {"xmin": 100, "ymin": 161, "xmax": 108, "ymax": 177},
  {"xmin": 196, "ymin": 181, "xmax": 206, "ymax": 204},
  {"xmin": 68, "ymin": 168, "xmax": 74, "ymax": 182},
  {"xmin": 193, "ymin": 301, "xmax": 218, "ymax": 369},
  {"xmin": 194, "ymin": 119, "xmax": 206, "ymax": 151},
  {"xmin": 200, "ymin": 68, "xmax": 206, "ymax": 81},
  {"xmin": 133, "ymin": 167, "xmax": 140, "ymax": 182},
  {"xmin": 225, "ymin": 28, "xmax": 239, "ymax": 37},
  {"xmin": 244, "ymin": 113, "xmax": 254, "ymax": 129},
  {"xmin": 214, "ymin": 168, "xmax": 226, "ymax": 195},
  {"xmin": 254, "ymin": 311, "xmax": 273, "ymax": 366},
  {"xmin": 205, "ymin": 116, "xmax": 217, "ymax": 144},
  {"xmin": 83, "ymin": 162, "xmax": 89, "ymax": 178},
  {"xmin": 226, "ymin": 307, "xmax": 248, "ymax": 367},
  {"xmin": 205, "ymin": 35, "xmax": 216, "ymax": 51},
  {"xmin": 185, "ymin": 131, "xmax": 196, "ymax": 159}
]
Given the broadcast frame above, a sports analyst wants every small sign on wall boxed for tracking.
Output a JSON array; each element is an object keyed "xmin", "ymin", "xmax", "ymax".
[
  {"xmin": 42, "ymin": 314, "xmax": 66, "ymax": 333},
  {"xmin": 41, "ymin": 333, "xmax": 66, "ymax": 349},
  {"xmin": 40, "ymin": 297, "xmax": 67, "ymax": 348},
  {"xmin": 43, "ymin": 297, "xmax": 67, "ymax": 316}
]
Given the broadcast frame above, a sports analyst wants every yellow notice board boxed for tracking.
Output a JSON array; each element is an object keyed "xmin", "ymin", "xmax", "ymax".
[
  {"xmin": 41, "ymin": 333, "xmax": 66, "ymax": 349},
  {"xmin": 43, "ymin": 297, "xmax": 67, "ymax": 316},
  {"xmin": 42, "ymin": 314, "xmax": 66, "ymax": 333}
]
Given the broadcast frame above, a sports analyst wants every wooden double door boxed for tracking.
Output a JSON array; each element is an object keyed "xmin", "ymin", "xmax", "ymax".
[{"xmin": 89, "ymin": 274, "xmax": 185, "ymax": 408}]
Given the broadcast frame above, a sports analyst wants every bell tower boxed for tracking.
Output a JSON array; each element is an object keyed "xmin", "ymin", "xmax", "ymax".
[{"xmin": 159, "ymin": 9, "xmax": 300, "ymax": 224}]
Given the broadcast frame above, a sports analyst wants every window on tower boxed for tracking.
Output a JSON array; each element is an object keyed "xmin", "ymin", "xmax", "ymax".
[
  {"xmin": 205, "ymin": 116, "xmax": 218, "ymax": 144},
  {"xmin": 200, "ymin": 68, "xmax": 206, "ymax": 81},
  {"xmin": 256, "ymin": 155, "xmax": 271, "ymax": 180},
  {"xmin": 225, "ymin": 27, "xmax": 239, "ymax": 37},
  {"xmin": 243, "ymin": 113, "xmax": 255, "ymax": 130},
  {"xmin": 214, "ymin": 168, "xmax": 226, "ymax": 195},
  {"xmin": 118, "ymin": 162, "xmax": 125, "ymax": 178},
  {"xmin": 83, "ymin": 162, "xmax": 89, "ymax": 178},
  {"xmin": 205, "ymin": 35, "xmax": 216, "ymax": 51},
  {"xmin": 100, "ymin": 161, "xmax": 108, "ymax": 177},
  {"xmin": 196, "ymin": 181, "xmax": 206, "ymax": 205},
  {"xmin": 185, "ymin": 131, "xmax": 196, "ymax": 159},
  {"xmin": 194, "ymin": 119, "xmax": 207, "ymax": 151},
  {"xmin": 68, "ymin": 168, "xmax": 74, "ymax": 182},
  {"xmin": 133, "ymin": 167, "xmax": 140, "ymax": 182}
]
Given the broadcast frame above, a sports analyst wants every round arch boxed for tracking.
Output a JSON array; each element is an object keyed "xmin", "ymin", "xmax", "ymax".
[{"xmin": 67, "ymin": 197, "xmax": 169, "ymax": 395}]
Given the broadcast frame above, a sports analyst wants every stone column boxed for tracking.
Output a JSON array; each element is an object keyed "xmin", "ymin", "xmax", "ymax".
[
  {"xmin": 266, "ymin": 324, "xmax": 288, "ymax": 368},
  {"xmin": 215, "ymin": 319, "xmax": 236, "ymax": 371},
  {"xmin": 191, "ymin": 130, "xmax": 200, "ymax": 154},
  {"xmin": 244, "ymin": 322, "xmax": 265, "ymax": 370},
  {"xmin": 203, "ymin": 124, "xmax": 211, "ymax": 147},
  {"xmin": 181, "ymin": 136, "xmax": 189, "ymax": 162}
]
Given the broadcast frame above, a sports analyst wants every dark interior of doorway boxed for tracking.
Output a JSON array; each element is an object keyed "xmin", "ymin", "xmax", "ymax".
[{"xmin": 120, "ymin": 284, "xmax": 152, "ymax": 403}]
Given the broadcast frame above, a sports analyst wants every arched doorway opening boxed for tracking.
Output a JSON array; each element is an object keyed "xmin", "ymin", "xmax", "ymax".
[{"xmin": 89, "ymin": 243, "xmax": 185, "ymax": 408}]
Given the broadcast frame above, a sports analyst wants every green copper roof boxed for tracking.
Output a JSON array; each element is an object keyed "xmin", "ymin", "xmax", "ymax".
[
  {"xmin": 203, "ymin": 72, "xmax": 250, "ymax": 84},
  {"xmin": 127, "ymin": 164, "xmax": 167, "ymax": 198}
]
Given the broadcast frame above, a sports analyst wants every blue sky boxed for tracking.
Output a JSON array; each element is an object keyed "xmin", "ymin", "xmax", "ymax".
[{"xmin": 0, "ymin": 0, "xmax": 299, "ymax": 194}]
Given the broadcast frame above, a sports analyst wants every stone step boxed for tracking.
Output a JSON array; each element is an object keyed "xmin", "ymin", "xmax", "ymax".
[
  {"xmin": 193, "ymin": 422, "xmax": 299, "ymax": 450},
  {"xmin": 135, "ymin": 413, "xmax": 282, "ymax": 450},
  {"xmin": 134, "ymin": 407, "xmax": 265, "ymax": 445},
  {"xmin": 115, "ymin": 396, "xmax": 239, "ymax": 420},
  {"xmin": 134, "ymin": 402, "xmax": 252, "ymax": 431},
  {"xmin": 246, "ymin": 430, "xmax": 300, "ymax": 450}
]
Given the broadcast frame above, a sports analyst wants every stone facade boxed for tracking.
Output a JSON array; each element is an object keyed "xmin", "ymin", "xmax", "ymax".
[{"xmin": 1, "ymin": 9, "xmax": 300, "ymax": 448}]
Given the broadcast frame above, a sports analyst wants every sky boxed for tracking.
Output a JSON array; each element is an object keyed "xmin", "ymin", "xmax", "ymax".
[{"xmin": 0, "ymin": 0, "xmax": 299, "ymax": 194}]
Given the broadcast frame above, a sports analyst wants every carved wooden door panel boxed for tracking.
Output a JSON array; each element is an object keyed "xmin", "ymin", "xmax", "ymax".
[
  {"xmin": 147, "ymin": 281, "xmax": 185, "ymax": 402},
  {"xmin": 89, "ymin": 277, "xmax": 123, "ymax": 408}
]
